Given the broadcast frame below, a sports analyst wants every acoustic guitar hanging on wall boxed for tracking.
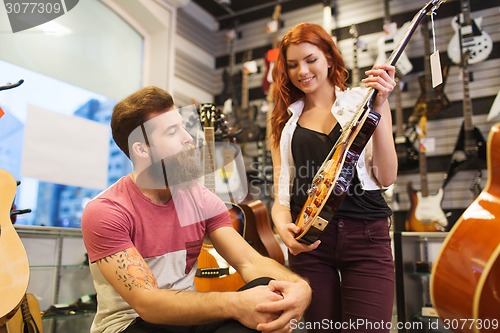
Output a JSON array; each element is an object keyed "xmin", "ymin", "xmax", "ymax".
[{"xmin": 0, "ymin": 169, "xmax": 30, "ymax": 327}]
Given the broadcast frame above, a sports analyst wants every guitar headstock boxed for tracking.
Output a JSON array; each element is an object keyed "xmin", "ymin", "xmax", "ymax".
[
  {"xmin": 272, "ymin": 4, "xmax": 281, "ymax": 21},
  {"xmin": 198, "ymin": 103, "xmax": 235, "ymax": 143},
  {"xmin": 349, "ymin": 24, "xmax": 359, "ymax": 39},
  {"xmin": 423, "ymin": 0, "xmax": 446, "ymax": 16},
  {"xmin": 198, "ymin": 103, "xmax": 218, "ymax": 128}
]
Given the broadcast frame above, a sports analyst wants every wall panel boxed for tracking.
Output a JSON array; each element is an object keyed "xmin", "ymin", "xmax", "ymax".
[{"xmin": 176, "ymin": 0, "xmax": 500, "ymax": 226}]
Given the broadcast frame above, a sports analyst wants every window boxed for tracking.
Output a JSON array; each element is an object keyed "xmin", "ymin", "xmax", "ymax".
[{"xmin": 0, "ymin": 0, "xmax": 142, "ymax": 227}]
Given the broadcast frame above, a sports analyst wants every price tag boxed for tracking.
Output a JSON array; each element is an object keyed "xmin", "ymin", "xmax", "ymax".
[{"xmin": 430, "ymin": 51, "xmax": 443, "ymax": 88}]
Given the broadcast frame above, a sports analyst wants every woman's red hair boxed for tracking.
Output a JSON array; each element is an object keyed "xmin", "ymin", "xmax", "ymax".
[{"xmin": 270, "ymin": 22, "xmax": 348, "ymax": 147}]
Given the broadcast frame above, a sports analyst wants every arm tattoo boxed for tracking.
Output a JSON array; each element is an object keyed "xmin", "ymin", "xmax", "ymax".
[{"xmin": 98, "ymin": 248, "xmax": 158, "ymax": 291}]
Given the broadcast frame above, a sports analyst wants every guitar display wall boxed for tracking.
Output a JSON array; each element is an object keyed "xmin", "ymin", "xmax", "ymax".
[{"xmin": 175, "ymin": 0, "xmax": 500, "ymax": 228}]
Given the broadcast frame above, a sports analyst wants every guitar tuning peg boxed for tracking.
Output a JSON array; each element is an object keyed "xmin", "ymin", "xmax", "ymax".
[{"xmin": 10, "ymin": 208, "xmax": 32, "ymax": 216}]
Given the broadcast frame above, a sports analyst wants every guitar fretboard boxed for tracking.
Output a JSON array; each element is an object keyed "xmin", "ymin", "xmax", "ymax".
[
  {"xmin": 458, "ymin": 0, "xmax": 476, "ymax": 155},
  {"xmin": 394, "ymin": 78, "xmax": 405, "ymax": 137},
  {"xmin": 203, "ymin": 127, "xmax": 216, "ymax": 193},
  {"xmin": 349, "ymin": 24, "xmax": 360, "ymax": 88}
]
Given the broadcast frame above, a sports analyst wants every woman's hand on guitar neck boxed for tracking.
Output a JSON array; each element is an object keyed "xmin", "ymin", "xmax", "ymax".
[
  {"xmin": 272, "ymin": 207, "xmax": 320, "ymax": 255},
  {"xmin": 362, "ymin": 64, "xmax": 396, "ymax": 111}
]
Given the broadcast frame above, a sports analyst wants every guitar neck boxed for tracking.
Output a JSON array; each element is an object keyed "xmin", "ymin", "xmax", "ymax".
[
  {"xmin": 20, "ymin": 294, "xmax": 34, "ymax": 324},
  {"xmin": 419, "ymin": 148, "xmax": 429, "ymax": 197},
  {"xmin": 352, "ymin": 36, "xmax": 360, "ymax": 87},
  {"xmin": 394, "ymin": 78, "xmax": 405, "ymax": 137},
  {"xmin": 349, "ymin": 24, "xmax": 360, "ymax": 87},
  {"xmin": 461, "ymin": 0, "xmax": 473, "ymax": 29},
  {"xmin": 458, "ymin": 0, "xmax": 475, "ymax": 152},
  {"xmin": 241, "ymin": 69, "xmax": 249, "ymax": 110},
  {"xmin": 461, "ymin": 54, "xmax": 474, "ymax": 135},
  {"xmin": 418, "ymin": 117, "xmax": 429, "ymax": 197},
  {"xmin": 272, "ymin": 4, "xmax": 281, "ymax": 49},
  {"xmin": 383, "ymin": 0, "xmax": 391, "ymax": 26},
  {"xmin": 204, "ymin": 127, "xmax": 216, "ymax": 193},
  {"xmin": 421, "ymin": 17, "xmax": 433, "ymax": 104}
]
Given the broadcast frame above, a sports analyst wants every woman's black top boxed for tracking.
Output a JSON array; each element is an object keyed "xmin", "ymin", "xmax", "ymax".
[{"xmin": 290, "ymin": 122, "xmax": 392, "ymax": 221}]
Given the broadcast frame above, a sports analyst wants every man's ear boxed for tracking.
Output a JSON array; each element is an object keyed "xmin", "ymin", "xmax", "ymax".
[{"xmin": 131, "ymin": 142, "xmax": 149, "ymax": 158}]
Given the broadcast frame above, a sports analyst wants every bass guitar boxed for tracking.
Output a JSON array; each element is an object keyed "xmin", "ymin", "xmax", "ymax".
[
  {"xmin": 442, "ymin": 32, "xmax": 486, "ymax": 192},
  {"xmin": 0, "ymin": 169, "xmax": 30, "ymax": 326},
  {"xmin": 405, "ymin": 116, "xmax": 448, "ymax": 232},
  {"xmin": 235, "ymin": 50, "xmax": 261, "ymax": 143},
  {"xmin": 447, "ymin": 0, "xmax": 492, "ymax": 65},
  {"xmin": 219, "ymin": 28, "xmax": 240, "ymax": 129},
  {"xmin": 431, "ymin": 123, "xmax": 500, "ymax": 332},
  {"xmin": 375, "ymin": 0, "xmax": 413, "ymax": 76},
  {"xmin": 261, "ymin": 4, "xmax": 281, "ymax": 96},
  {"xmin": 6, "ymin": 293, "xmax": 43, "ymax": 333},
  {"xmin": 411, "ymin": 15, "xmax": 450, "ymax": 122},
  {"xmin": 393, "ymin": 78, "xmax": 419, "ymax": 171},
  {"xmin": 406, "ymin": 20, "xmax": 449, "ymax": 232},
  {"xmin": 294, "ymin": 0, "xmax": 446, "ymax": 245}
]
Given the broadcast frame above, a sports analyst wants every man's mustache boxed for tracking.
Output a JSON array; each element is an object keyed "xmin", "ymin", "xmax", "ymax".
[{"xmin": 135, "ymin": 142, "xmax": 240, "ymax": 189}]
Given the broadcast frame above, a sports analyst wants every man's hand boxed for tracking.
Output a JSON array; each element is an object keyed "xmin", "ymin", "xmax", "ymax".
[
  {"xmin": 255, "ymin": 279, "xmax": 312, "ymax": 333},
  {"xmin": 232, "ymin": 285, "xmax": 284, "ymax": 329}
]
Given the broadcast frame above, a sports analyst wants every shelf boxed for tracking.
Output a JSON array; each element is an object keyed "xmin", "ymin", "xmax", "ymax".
[
  {"xmin": 42, "ymin": 311, "xmax": 95, "ymax": 320},
  {"xmin": 14, "ymin": 225, "xmax": 83, "ymax": 238},
  {"xmin": 30, "ymin": 264, "xmax": 89, "ymax": 269},
  {"xmin": 401, "ymin": 231, "xmax": 448, "ymax": 239},
  {"xmin": 410, "ymin": 272, "xmax": 431, "ymax": 277}
]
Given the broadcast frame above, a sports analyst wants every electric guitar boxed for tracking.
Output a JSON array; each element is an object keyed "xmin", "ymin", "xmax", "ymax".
[
  {"xmin": 375, "ymin": 0, "xmax": 413, "ymax": 76},
  {"xmin": 260, "ymin": 4, "xmax": 282, "ymax": 170},
  {"xmin": 220, "ymin": 28, "xmax": 240, "ymax": 129},
  {"xmin": 412, "ymin": 15, "xmax": 450, "ymax": 122},
  {"xmin": 405, "ymin": 116, "xmax": 448, "ymax": 232},
  {"xmin": 261, "ymin": 4, "xmax": 281, "ymax": 95},
  {"xmin": 294, "ymin": 0, "xmax": 446, "ymax": 245},
  {"xmin": 235, "ymin": 50, "xmax": 260, "ymax": 143},
  {"xmin": 442, "ymin": 33, "xmax": 487, "ymax": 192},
  {"xmin": 348, "ymin": 24, "xmax": 362, "ymax": 88},
  {"xmin": 393, "ymin": 78, "xmax": 419, "ymax": 171},
  {"xmin": 447, "ymin": 0, "xmax": 492, "ymax": 65},
  {"xmin": 0, "ymin": 169, "xmax": 30, "ymax": 326},
  {"xmin": 6, "ymin": 293, "xmax": 43, "ymax": 333},
  {"xmin": 194, "ymin": 104, "xmax": 245, "ymax": 292},
  {"xmin": 431, "ymin": 123, "xmax": 500, "ymax": 330}
]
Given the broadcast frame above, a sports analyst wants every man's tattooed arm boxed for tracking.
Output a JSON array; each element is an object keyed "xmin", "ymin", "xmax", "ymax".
[{"xmin": 97, "ymin": 247, "xmax": 158, "ymax": 291}]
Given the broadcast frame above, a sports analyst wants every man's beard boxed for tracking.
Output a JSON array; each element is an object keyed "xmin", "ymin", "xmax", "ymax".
[{"xmin": 137, "ymin": 147, "xmax": 203, "ymax": 189}]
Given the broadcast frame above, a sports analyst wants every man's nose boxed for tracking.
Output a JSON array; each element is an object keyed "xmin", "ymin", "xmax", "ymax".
[{"xmin": 182, "ymin": 128, "xmax": 194, "ymax": 144}]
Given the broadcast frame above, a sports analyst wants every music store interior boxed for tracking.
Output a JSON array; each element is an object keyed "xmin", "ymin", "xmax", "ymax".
[{"xmin": 1, "ymin": 0, "xmax": 499, "ymax": 332}]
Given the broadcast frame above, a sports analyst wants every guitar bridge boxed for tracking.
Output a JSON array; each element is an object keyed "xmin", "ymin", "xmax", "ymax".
[{"xmin": 196, "ymin": 267, "xmax": 230, "ymax": 278}]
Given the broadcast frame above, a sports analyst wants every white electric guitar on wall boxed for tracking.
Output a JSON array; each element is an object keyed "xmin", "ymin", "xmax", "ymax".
[
  {"xmin": 375, "ymin": 0, "xmax": 413, "ymax": 76},
  {"xmin": 447, "ymin": 0, "xmax": 492, "ymax": 65}
]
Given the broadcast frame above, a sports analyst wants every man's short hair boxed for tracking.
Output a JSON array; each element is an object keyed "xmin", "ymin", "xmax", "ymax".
[{"xmin": 111, "ymin": 86, "xmax": 174, "ymax": 158}]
